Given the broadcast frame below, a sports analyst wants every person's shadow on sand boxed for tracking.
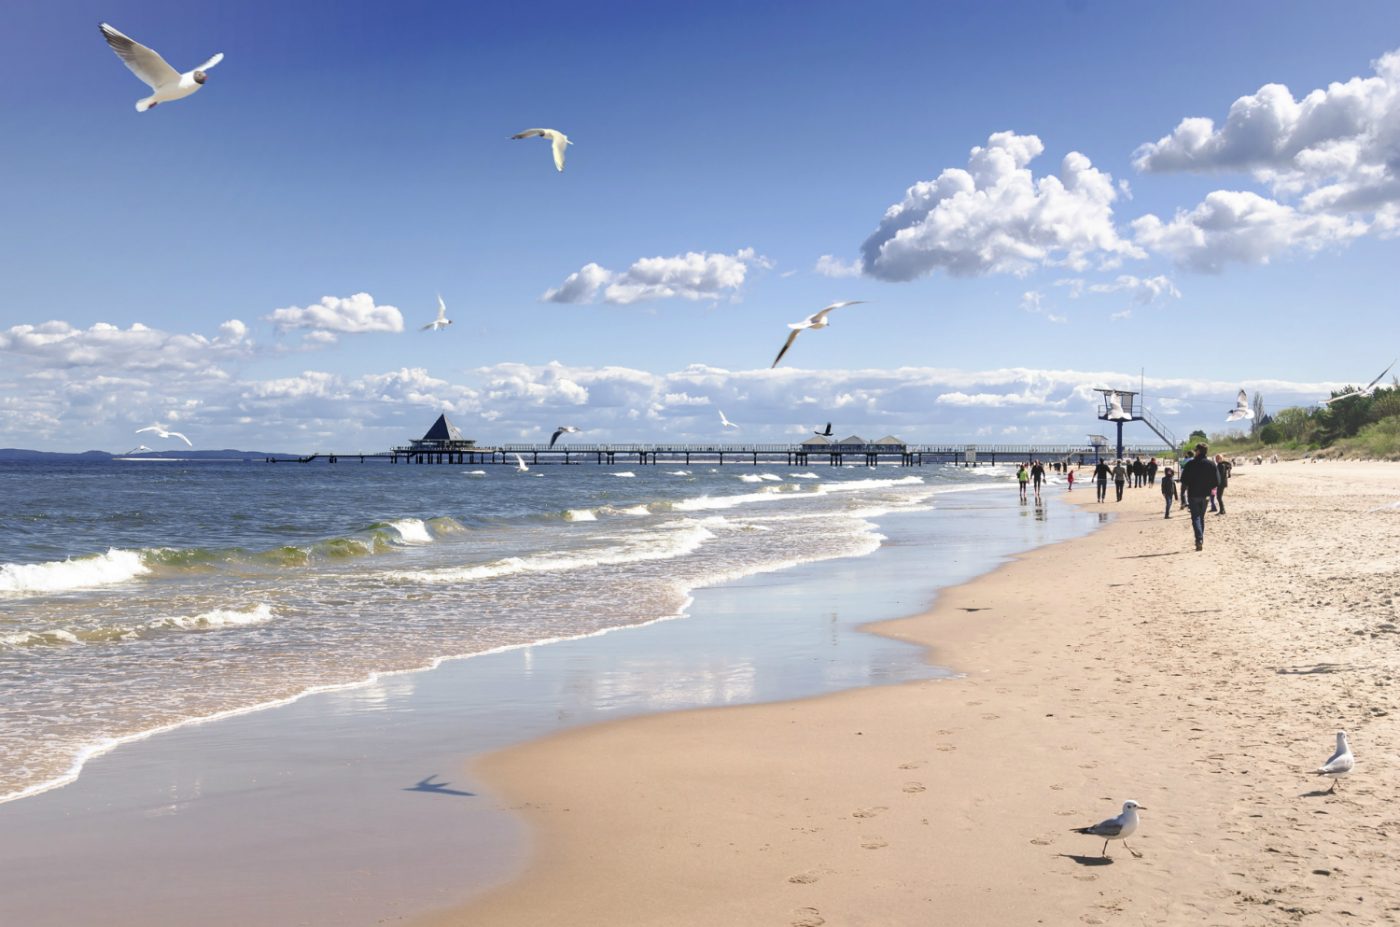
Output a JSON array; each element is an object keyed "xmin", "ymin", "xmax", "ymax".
[{"xmin": 404, "ymin": 775, "xmax": 475, "ymax": 797}]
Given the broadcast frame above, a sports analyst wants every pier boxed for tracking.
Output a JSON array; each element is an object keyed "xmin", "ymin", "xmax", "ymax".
[{"xmin": 261, "ymin": 413, "xmax": 1170, "ymax": 467}]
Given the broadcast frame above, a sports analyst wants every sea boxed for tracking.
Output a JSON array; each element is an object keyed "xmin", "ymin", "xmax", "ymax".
[{"xmin": 0, "ymin": 457, "xmax": 1019, "ymax": 806}]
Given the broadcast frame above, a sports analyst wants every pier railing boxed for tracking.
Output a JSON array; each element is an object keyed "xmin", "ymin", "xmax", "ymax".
[{"xmin": 267, "ymin": 442, "xmax": 1173, "ymax": 466}]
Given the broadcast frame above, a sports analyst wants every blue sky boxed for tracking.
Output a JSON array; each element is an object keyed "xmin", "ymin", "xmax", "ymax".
[{"xmin": 3, "ymin": 0, "xmax": 1400, "ymax": 451}]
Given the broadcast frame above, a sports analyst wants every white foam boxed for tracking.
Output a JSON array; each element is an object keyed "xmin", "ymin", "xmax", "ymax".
[
  {"xmin": 386, "ymin": 518, "xmax": 434, "ymax": 544},
  {"xmin": 389, "ymin": 522, "xmax": 716, "ymax": 585},
  {"xmin": 565, "ymin": 508, "xmax": 598, "ymax": 522},
  {"xmin": 612, "ymin": 471, "xmax": 636, "ymax": 478},
  {"xmin": 0, "ymin": 629, "xmax": 81, "ymax": 649},
  {"xmin": 667, "ymin": 470, "xmax": 691, "ymax": 476},
  {"xmin": 465, "ymin": 470, "xmax": 487, "ymax": 476},
  {"xmin": 146, "ymin": 603, "xmax": 275, "ymax": 632},
  {"xmin": 788, "ymin": 472, "xmax": 821, "ymax": 479},
  {"xmin": 0, "ymin": 549, "xmax": 150, "ymax": 595}
]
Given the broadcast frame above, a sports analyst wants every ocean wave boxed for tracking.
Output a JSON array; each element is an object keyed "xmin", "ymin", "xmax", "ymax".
[
  {"xmin": 0, "ymin": 604, "xmax": 275, "ymax": 651},
  {"xmin": 788, "ymin": 472, "xmax": 821, "ymax": 479},
  {"xmin": 387, "ymin": 521, "xmax": 716, "ymax": 585},
  {"xmin": 385, "ymin": 518, "xmax": 434, "ymax": 544},
  {"xmin": 564, "ymin": 508, "xmax": 598, "ymax": 521},
  {"xmin": 666, "ymin": 470, "xmax": 691, "ymax": 476},
  {"xmin": 0, "ymin": 548, "xmax": 149, "ymax": 595},
  {"xmin": 738, "ymin": 473, "xmax": 783, "ymax": 483},
  {"xmin": 612, "ymin": 471, "xmax": 636, "ymax": 478}
]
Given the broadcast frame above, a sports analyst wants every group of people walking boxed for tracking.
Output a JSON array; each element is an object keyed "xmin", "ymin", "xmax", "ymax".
[{"xmin": 1041, "ymin": 445, "xmax": 1234, "ymax": 552}]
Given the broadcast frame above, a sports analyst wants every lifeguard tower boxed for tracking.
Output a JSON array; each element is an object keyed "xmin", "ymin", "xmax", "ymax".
[{"xmin": 1094, "ymin": 388, "xmax": 1177, "ymax": 460}]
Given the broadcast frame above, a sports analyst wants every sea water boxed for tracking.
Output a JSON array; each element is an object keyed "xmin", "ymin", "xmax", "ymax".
[{"xmin": 0, "ymin": 458, "xmax": 1010, "ymax": 804}]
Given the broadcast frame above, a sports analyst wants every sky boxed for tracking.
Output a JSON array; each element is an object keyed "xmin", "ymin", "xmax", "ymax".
[{"xmin": 3, "ymin": 0, "xmax": 1400, "ymax": 452}]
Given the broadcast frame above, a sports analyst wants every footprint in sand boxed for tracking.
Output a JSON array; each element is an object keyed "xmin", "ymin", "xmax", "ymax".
[
  {"xmin": 903, "ymin": 782, "xmax": 926, "ymax": 793},
  {"xmin": 861, "ymin": 837, "xmax": 888, "ymax": 849},
  {"xmin": 788, "ymin": 871, "xmax": 821, "ymax": 885},
  {"xmin": 852, "ymin": 806, "xmax": 887, "ymax": 818},
  {"xmin": 936, "ymin": 729, "xmax": 955, "ymax": 736},
  {"xmin": 982, "ymin": 713, "xmax": 1000, "ymax": 721},
  {"xmin": 1030, "ymin": 837, "xmax": 1052, "ymax": 846},
  {"xmin": 898, "ymin": 761, "xmax": 924, "ymax": 770},
  {"xmin": 792, "ymin": 907, "xmax": 826, "ymax": 927},
  {"xmin": 936, "ymin": 743, "xmax": 957, "ymax": 752}
]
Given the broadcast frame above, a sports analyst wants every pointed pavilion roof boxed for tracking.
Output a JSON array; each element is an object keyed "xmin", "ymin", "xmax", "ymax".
[{"xmin": 420, "ymin": 413, "xmax": 466, "ymax": 443}]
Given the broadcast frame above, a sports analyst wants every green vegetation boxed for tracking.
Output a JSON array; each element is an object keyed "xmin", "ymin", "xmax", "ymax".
[{"xmin": 1201, "ymin": 382, "xmax": 1400, "ymax": 459}]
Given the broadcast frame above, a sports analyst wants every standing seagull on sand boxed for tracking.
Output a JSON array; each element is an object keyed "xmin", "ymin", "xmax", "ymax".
[
  {"xmin": 718, "ymin": 410, "xmax": 738, "ymax": 430},
  {"xmin": 1313, "ymin": 730, "xmax": 1353, "ymax": 792},
  {"xmin": 771, "ymin": 301, "xmax": 865, "ymax": 368},
  {"xmin": 421, "ymin": 295, "xmax": 452, "ymax": 331},
  {"xmin": 510, "ymin": 128, "xmax": 571, "ymax": 172},
  {"xmin": 1071, "ymin": 800, "xmax": 1145, "ymax": 859},
  {"xmin": 99, "ymin": 23, "xmax": 223, "ymax": 112},
  {"xmin": 549, "ymin": 426, "xmax": 580, "ymax": 448},
  {"xmin": 1319, "ymin": 359, "xmax": 1397, "ymax": 405},
  {"xmin": 1226, "ymin": 389, "xmax": 1254, "ymax": 422},
  {"xmin": 136, "ymin": 424, "xmax": 192, "ymax": 447}
]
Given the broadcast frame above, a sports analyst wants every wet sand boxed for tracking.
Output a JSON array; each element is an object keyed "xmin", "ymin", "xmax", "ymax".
[{"xmin": 420, "ymin": 461, "xmax": 1400, "ymax": 926}]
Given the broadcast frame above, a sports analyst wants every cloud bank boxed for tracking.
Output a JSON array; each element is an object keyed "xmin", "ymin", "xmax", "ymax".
[{"xmin": 544, "ymin": 248, "xmax": 770, "ymax": 304}]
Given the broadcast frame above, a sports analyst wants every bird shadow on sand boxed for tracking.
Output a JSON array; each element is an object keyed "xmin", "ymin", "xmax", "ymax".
[
  {"xmin": 404, "ymin": 774, "xmax": 476, "ymax": 798},
  {"xmin": 1116, "ymin": 551, "xmax": 1185, "ymax": 560},
  {"xmin": 1058, "ymin": 854, "xmax": 1115, "ymax": 867},
  {"xmin": 1300, "ymin": 788, "xmax": 1338, "ymax": 799}
]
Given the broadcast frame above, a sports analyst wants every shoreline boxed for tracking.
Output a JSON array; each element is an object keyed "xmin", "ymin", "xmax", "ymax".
[
  {"xmin": 0, "ymin": 482, "xmax": 1097, "ymax": 927},
  {"xmin": 421, "ymin": 461, "xmax": 1400, "ymax": 926}
]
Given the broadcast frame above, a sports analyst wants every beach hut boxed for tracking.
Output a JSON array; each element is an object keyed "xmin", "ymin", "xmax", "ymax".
[
  {"xmin": 834, "ymin": 434, "xmax": 867, "ymax": 451},
  {"xmin": 800, "ymin": 435, "xmax": 832, "ymax": 447},
  {"xmin": 871, "ymin": 435, "xmax": 907, "ymax": 450}
]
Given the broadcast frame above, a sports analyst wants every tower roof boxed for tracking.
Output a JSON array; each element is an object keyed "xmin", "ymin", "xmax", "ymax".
[{"xmin": 420, "ymin": 413, "xmax": 466, "ymax": 442}]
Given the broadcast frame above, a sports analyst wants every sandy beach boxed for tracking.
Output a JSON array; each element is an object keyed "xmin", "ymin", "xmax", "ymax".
[{"xmin": 419, "ymin": 461, "xmax": 1400, "ymax": 927}]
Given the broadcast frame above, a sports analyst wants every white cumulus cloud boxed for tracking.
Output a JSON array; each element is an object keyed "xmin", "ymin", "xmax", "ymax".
[
  {"xmin": 544, "ymin": 248, "xmax": 769, "ymax": 304},
  {"xmin": 858, "ymin": 132, "xmax": 1141, "ymax": 282},
  {"xmin": 265, "ymin": 293, "xmax": 404, "ymax": 335},
  {"xmin": 814, "ymin": 254, "xmax": 862, "ymax": 278},
  {"xmin": 1086, "ymin": 274, "xmax": 1182, "ymax": 304}
]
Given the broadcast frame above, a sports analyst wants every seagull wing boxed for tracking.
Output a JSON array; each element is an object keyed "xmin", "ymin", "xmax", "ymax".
[
  {"xmin": 1236, "ymin": 389, "xmax": 1249, "ymax": 408},
  {"xmin": 551, "ymin": 133, "xmax": 568, "ymax": 172},
  {"xmin": 135, "ymin": 425, "xmax": 159, "ymax": 435},
  {"xmin": 1364, "ymin": 358, "xmax": 1397, "ymax": 391},
  {"xmin": 511, "ymin": 128, "xmax": 548, "ymax": 140},
  {"xmin": 809, "ymin": 299, "xmax": 865, "ymax": 325},
  {"xmin": 436, "ymin": 295, "xmax": 447, "ymax": 322},
  {"xmin": 550, "ymin": 429, "xmax": 563, "ymax": 448},
  {"xmin": 194, "ymin": 52, "xmax": 224, "ymax": 72},
  {"xmin": 100, "ymin": 23, "xmax": 181, "ymax": 89},
  {"xmin": 772, "ymin": 329, "xmax": 801, "ymax": 368},
  {"xmin": 1073, "ymin": 815, "xmax": 1124, "ymax": 837},
  {"xmin": 1318, "ymin": 752, "xmax": 1354, "ymax": 775},
  {"xmin": 167, "ymin": 431, "xmax": 192, "ymax": 446}
]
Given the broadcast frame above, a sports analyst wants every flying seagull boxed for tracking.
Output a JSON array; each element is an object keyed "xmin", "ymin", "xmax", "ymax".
[
  {"xmin": 1313, "ymin": 730, "xmax": 1353, "ymax": 793},
  {"xmin": 123, "ymin": 445, "xmax": 152, "ymax": 455},
  {"xmin": 513, "ymin": 453, "xmax": 530, "ymax": 473},
  {"xmin": 771, "ymin": 300, "xmax": 865, "ymax": 368},
  {"xmin": 1319, "ymin": 359, "xmax": 1397, "ymax": 406},
  {"xmin": 718, "ymin": 410, "xmax": 738, "ymax": 429},
  {"xmin": 136, "ymin": 424, "xmax": 192, "ymax": 446},
  {"xmin": 510, "ymin": 128, "xmax": 571, "ymax": 172},
  {"xmin": 1106, "ymin": 391, "xmax": 1132, "ymax": 422},
  {"xmin": 815, "ymin": 422, "xmax": 834, "ymax": 437},
  {"xmin": 549, "ymin": 425, "xmax": 580, "ymax": 448},
  {"xmin": 421, "ymin": 295, "xmax": 451, "ymax": 331},
  {"xmin": 1071, "ymin": 799, "xmax": 1145, "ymax": 859},
  {"xmin": 99, "ymin": 23, "xmax": 223, "ymax": 113},
  {"xmin": 1226, "ymin": 389, "xmax": 1254, "ymax": 422}
]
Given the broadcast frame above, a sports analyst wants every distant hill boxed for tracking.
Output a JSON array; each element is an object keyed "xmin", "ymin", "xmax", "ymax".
[{"xmin": 0, "ymin": 448, "xmax": 294, "ymax": 461}]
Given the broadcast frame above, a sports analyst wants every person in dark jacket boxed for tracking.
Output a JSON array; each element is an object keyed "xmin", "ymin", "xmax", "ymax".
[
  {"xmin": 1160, "ymin": 466, "xmax": 1176, "ymax": 518},
  {"xmin": 1179, "ymin": 443, "xmax": 1220, "ymax": 550},
  {"xmin": 1213, "ymin": 454, "xmax": 1232, "ymax": 515},
  {"xmin": 1093, "ymin": 460, "xmax": 1111, "ymax": 502},
  {"xmin": 1147, "ymin": 458, "xmax": 1158, "ymax": 485}
]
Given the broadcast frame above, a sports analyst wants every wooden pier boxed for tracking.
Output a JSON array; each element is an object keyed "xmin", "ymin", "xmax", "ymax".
[{"xmin": 265, "ymin": 442, "xmax": 1173, "ymax": 468}]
